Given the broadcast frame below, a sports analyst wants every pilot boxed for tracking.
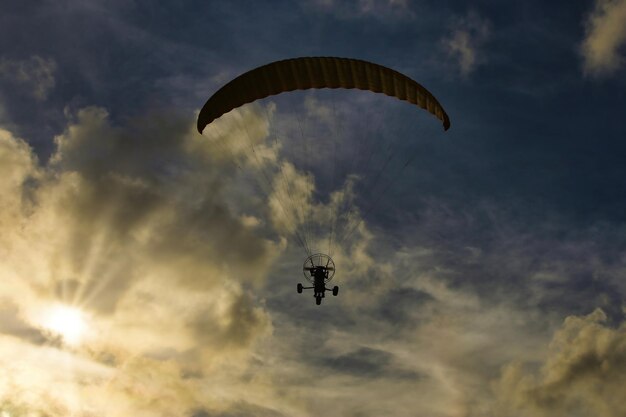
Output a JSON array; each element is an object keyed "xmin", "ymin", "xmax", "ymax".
[{"xmin": 313, "ymin": 267, "xmax": 326, "ymax": 297}]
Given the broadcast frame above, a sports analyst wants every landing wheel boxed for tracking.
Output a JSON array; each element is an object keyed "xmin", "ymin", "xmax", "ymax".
[
  {"xmin": 297, "ymin": 283, "xmax": 303, "ymax": 294},
  {"xmin": 316, "ymin": 296, "xmax": 322, "ymax": 305},
  {"xmin": 332, "ymin": 286, "xmax": 339, "ymax": 296}
]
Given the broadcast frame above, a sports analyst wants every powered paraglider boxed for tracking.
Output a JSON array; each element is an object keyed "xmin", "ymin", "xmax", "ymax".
[{"xmin": 197, "ymin": 56, "xmax": 450, "ymax": 304}]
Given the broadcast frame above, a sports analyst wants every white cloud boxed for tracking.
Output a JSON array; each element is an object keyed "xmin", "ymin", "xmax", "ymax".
[
  {"xmin": 0, "ymin": 127, "xmax": 38, "ymax": 200},
  {"xmin": 0, "ymin": 56, "xmax": 57, "ymax": 100},
  {"xmin": 493, "ymin": 309, "xmax": 626, "ymax": 417},
  {"xmin": 442, "ymin": 12, "xmax": 490, "ymax": 76},
  {"xmin": 581, "ymin": 0, "xmax": 626, "ymax": 76},
  {"xmin": 0, "ymin": 108, "xmax": 280, "ymax": 416}
]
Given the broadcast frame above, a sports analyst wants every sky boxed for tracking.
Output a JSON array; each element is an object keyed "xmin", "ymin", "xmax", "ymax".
[{"xmin": 1, "ymin": 1, "xmax": 626, "ymax": 416}]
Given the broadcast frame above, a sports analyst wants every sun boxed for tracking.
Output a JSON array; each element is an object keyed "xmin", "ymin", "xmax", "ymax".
[{"xmin": 41, "ymin": 304, "xmax": 88, "ymax": 345}]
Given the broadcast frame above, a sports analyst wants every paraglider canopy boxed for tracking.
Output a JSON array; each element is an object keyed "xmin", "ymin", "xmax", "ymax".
[{"xmin": 197, "ymin": 57, "xmax": 450, "ymax": 134}]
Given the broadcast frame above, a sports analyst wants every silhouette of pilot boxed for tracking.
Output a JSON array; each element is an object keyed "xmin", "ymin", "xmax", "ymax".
[{"xmin": 313, "ymin": 267, "xmax": 327, "ymax": 297}]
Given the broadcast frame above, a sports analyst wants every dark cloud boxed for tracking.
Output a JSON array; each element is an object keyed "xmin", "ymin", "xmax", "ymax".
[
  {"xmin": 376, "ymin": 286, "xmax": 434, "ymax": 325},
  {"xmin": 0, "ymin": 55, "xmax": 56, "ymax": 100},
  {"xmin": 383, "ymin": 199, "xmax": 626, "ymax": 321},
  {"xmin": 190, "ymin": 401, "xmax": 286, "ymax": 417},
  {"xmin": 321, "ymin": 346, "xmax": 424, "ymax": 380},
  {"xmin": 189, "ymin": 290, "xmax": 269, "ymax": 350},
  {"xmin": 301, "ymin": 0, "xmax": 414, "ymax": 20},
  {"xmin": 0, "ymin": 300, "xmax": 47, "ymax": 345}
]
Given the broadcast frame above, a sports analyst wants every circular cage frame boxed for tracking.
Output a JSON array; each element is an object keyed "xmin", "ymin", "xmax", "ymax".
[{"xmin": 302, "ymin": 253, "xmax": 336, "ymax": 283}]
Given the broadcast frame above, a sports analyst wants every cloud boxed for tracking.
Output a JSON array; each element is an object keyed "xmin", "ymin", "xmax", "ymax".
[
  {"xmin": 190, "ymin": 402, "xmax": 287, "ymax": 417},
  {"xmin": 0, "ymin": 301, "xmax": 48, "ymax": 345},
  {"xmin": 0, "ymin": 106, "xmax": 281, "ymax": 416},
  {"xmin": 494, "ymin": 309, "xmax": 626, "ymax": 417},
  {"xmin": 442, "ymin": 12, "xmax": 490, "ymax": 76},
  {"xmin": 581, "ymin": 0, "xmax": 626, "ymax": 76},
  {"xmin": 268, "ymin": 160, "xmax": 315, "ymax": 240},
  {"xmin": 258, "ymin": 188, "xmax": 626, "ymax": 416},
  {"xmin": 0, "ymin": 127, "xmax": 39, "ymax": 206},
  {"xmin": 320, "ymin": 346, "xmax": 424, "ymax": 380},
  {"xmin": 304, "ymin": 0, "xmax": 413, "ymax": 20},
  {"xmin": 0, "ymin": 56, "xmax": 57, "ymax": 100},
  {"xmin": 203, "ymin": 95, "xmax": 382, "ymax": 261},
  {"xmin": 2, "ymin": 94, "xmax": 625, "ymax": 416}
]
